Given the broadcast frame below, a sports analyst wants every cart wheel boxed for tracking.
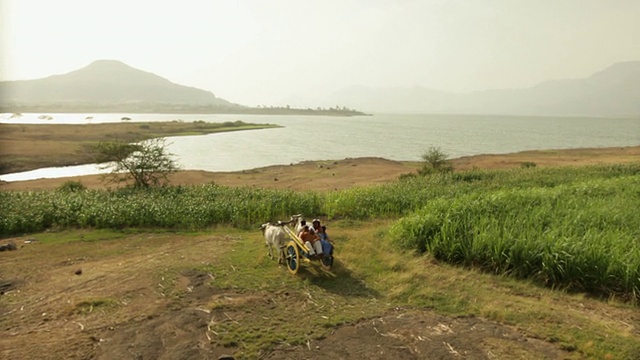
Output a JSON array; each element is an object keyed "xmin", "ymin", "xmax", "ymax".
[
  {"xmin": 320, "ymin": 254, "xmax": 334, "ymax": 270},
  {"xmin": 285, "ymin": 241, "xmax": 300, "ymax": 274}
]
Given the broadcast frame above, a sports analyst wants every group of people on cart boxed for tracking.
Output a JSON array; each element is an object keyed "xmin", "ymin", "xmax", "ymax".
[{"xmin": 297, "ymin": 218, "xmax": 333, "ymax": 259}]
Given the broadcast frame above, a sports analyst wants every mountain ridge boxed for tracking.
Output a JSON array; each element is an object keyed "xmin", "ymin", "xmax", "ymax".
[
  {"xmin": 2, "ymin": 60, "xmax": 638, "ymax": 116},
  {"xmin": 317, "ymin": 61, "xmax": 640, "ymax": 116},
  {"xmin": 0, "ymin": 60, "xmax": 240, "ymax": 111},
  {"xmin": 0, "ymin": 60, "xmax": 365, "ymax": 116}
]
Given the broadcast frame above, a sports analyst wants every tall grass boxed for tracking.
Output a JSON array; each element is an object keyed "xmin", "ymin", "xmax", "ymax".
[
  {"xmin": 323, "ymin": 163, "xmax": 640, "ymax": 219},
  {"xmin": 389, "ymin": 176, "xmax": 640, "ymax": 299},
  {"xmin": 2, "ymin": 164, "xmax": 639, "ymax": 235},
  {"xmin": 0, "ymin": 184, "xmax": 322, "ymax": 234}
]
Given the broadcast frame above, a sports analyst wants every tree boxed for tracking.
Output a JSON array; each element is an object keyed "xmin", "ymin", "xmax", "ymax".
[
  {"xmin": 90, "ymin": 138, "xmax": 179, "ymax": 188},
  {"xmin": 419, "ymin": 146, "xmax": 452, "ymax": 175}
]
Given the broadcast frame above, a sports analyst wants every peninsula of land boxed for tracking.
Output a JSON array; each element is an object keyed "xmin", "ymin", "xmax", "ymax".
[{"xmin": 0, "ymin": 121, "xmax": 279, "ymax": 174}]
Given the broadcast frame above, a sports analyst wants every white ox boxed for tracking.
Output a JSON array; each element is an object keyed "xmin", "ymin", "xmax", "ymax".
[{"xmin": 260, "ymin": 222, "xmax": 287, "ymax": 264}]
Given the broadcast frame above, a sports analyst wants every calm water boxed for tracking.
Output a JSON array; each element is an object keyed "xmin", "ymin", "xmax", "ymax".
[{"xmin": 1, "ymin": 113, "xmax": 639, "ymax": 182}]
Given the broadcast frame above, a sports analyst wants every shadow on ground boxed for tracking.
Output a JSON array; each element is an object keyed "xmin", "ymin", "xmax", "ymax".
[{"xmin": 298, "ymin": 259, "xmax": 381, "ymax": 298}]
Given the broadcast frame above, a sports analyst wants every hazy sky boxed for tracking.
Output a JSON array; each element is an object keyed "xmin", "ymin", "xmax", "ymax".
[{"xmin": 1, "ymin": 0, "xmax": 639, "ymax": 106}]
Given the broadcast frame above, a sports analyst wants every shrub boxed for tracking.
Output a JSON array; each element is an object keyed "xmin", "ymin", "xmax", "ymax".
[
  {"xmin": 58, "ymin": 181, "xmax": 86, "ymax": 192},
  {"xmin": 89, "ymin": 138, "xmax": 179, "ymax": 188},
  {"xmin": 398, "ymin": 172, "xmax": 418, "ymax": 180},
  {"xmin": 420, "ymin": 146, "xmax": 453, "ymax": 174}
]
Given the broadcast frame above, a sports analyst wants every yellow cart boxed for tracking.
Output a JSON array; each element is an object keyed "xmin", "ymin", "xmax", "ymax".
[{"xmin": 282, "ymin": 225, "xmax": 334, "ymax": 274}]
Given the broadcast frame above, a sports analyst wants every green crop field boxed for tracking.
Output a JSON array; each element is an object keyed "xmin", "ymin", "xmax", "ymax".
[{"xmin": 2, "ymin": 163, "xmax": 639, "ymax": 300}]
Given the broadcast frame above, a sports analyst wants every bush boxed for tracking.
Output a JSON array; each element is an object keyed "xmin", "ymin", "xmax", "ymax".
[
  {"xmin": 89, "ymin": 138, "xmax": 179, "ymax": 188},
  {"xmin": 420, "ymin": 146, "xmax": 453, "ymax": 175},
  {"xmin": 58, "ymin": 181, "xmax": 86, "ymax": 192},
  {"xmin": 398, "ymin": 172, "xmax": 418, "ymax": 180}
]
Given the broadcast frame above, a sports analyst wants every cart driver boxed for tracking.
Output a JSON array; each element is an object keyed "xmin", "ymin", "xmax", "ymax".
[{"xmin": 297, "ymin": 219, "xmax": 307, "ymax": 237}]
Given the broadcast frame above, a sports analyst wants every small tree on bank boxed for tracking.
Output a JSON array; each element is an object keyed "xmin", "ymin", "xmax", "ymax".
[
  {"xmin": 90, "ymin": 138, "xmax": 179, "ymax": 188},
  {"xmin": 419, "ymin": 146, "xmax": 452, "ymax": 175}
]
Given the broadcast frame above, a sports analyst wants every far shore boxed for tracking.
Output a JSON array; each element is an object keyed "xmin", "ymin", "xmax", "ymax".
[
  {"xmin": 0, "ymin": 120, "xmax": 278, "ymax": 174},
  {"xmin": 2, "ymin": 145, "xmax": 638, "ymax": 192}
]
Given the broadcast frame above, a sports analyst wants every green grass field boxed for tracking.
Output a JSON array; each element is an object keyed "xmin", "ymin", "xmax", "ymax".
[
  {"xmin": 3, "ymin": 162, "xmax": 640, "ymax": 358},
  {"xmin": 2, "ymin": 163, "xmax": 639, "ymax": 302}
]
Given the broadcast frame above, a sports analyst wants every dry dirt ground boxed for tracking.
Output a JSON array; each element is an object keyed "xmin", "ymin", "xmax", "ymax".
[
  {"xmin": 0, "ymin": 233, "xmax": 229, "ymax": 360},
  {"xmin": 2, "ymin": 145, "xmax": 639, "ymax": 192},
  {"xmin": 0, "ymin": 232, "xmax": 570, "ymax": 360},
  {"xmin": 263, "ymin": 310, "xmax": 565, "ymax": 360}
]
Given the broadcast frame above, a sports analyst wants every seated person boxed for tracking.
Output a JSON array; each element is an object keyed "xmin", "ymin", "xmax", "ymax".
[
  {"xmin": 299, "ymin": 226, "xmax": 323, "ymax": 257},
  {"xmin": 319, "ymin": 225, "xmax": 333, "ymax": 255},
  {"xmin": 311, "ymin": 219, "xmax": 321, "ymax": 232},
  {"xmin": 296, "ymin": 219, "xmax": 307, "ymax": 237},
  {"xmin": 317, "ymin": 225, "xmax": 328, "ymax": 241},
  {"xmin": 312, "ymin": 219, "xmax": 328, "ymax": 241}
]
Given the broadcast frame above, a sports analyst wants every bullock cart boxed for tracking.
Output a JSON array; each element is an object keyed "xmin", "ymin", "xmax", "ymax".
[{"xmin": 281, "ymin": 225, "xmax": 334, "ymax": 274}]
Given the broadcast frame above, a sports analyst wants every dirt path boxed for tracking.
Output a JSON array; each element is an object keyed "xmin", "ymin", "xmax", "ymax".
[
  {"xmin": 0, "ymin": 233, "xmax": 232, "ymax": 359},
  {"xmin": 0, "ymin": 231, "xmax": 572, "ymax": 360},
  {"xmin": 266, "ymin": 310, "xmax": 564, "ymax": 359}
]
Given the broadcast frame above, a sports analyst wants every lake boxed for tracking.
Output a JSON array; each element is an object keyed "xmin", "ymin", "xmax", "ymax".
[{"xmin": 1, "ymin": 112, "xmax": 639, "ymax": 182}]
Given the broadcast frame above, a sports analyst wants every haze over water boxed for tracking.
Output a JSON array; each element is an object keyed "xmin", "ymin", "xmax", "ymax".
[{"xmin": 1, "ymin": 113, "xmax": 638, "ymax": 182}]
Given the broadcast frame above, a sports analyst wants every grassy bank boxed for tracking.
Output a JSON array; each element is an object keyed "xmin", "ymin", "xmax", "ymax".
[
  {"xmin": 390, "ymin": 175, "xmax": 640, "ymax": 298},
  {"xmin": 4, "ymin": 164, "xmax": 637, "ymax": 233}
]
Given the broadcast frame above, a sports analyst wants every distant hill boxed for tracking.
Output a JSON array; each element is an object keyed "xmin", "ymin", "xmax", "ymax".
[
  {"xmin": 0, "ymin": 60, "xmax": 367, "ymax": 116},
  {"xmin": 0, "ymin": 60, "xmax": 241, "ymax": 113},
  {"xmin": 325, "ymin": 61, "xmax": 640, "ymax": 116}
]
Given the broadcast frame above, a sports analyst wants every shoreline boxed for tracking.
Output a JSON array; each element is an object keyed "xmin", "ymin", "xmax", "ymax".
[
  {"xmin": 0, "ymin": 121, "xmax": 278, "ymax": 174},
  {"xmin": 2, "ymin": 145, "xmax": 638, "ymax": 192},
  {"xmin": 1, "ymin": 108, "xmax": 369, "ymax": 117}
]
